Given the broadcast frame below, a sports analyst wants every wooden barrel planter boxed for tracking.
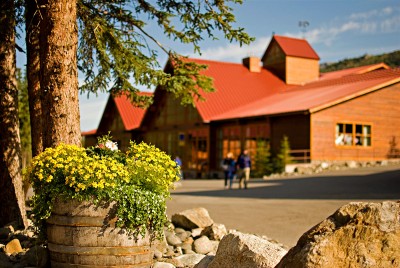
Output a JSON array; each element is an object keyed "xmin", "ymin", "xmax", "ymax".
[{"xmin": 46, "ymin": 199, "xmax": 153, "ymax": 268}]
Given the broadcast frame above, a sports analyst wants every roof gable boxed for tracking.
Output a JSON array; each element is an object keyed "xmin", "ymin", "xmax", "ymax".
[
  {"xmin": 113, "ymin": 92, "xmax": 152, "ymax": 131},
  {"xmin": 262, "ymin": 35, "xmax": 320, "ymax": 61}
]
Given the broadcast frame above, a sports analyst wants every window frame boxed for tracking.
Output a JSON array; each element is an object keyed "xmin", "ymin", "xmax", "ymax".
[{"xmin": 335, "ymin": 122, "xmax": 372, "ymax": 148}]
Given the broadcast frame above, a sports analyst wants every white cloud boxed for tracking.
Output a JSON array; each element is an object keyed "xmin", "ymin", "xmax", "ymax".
[
  {"xmin": 184, "ymin": 37, "xmax": 272, "ymax": 62},
  {"xmin": 349, "ymin": 6, "xmax": 393, "ymax": 20},
  {"xmin": 380, "ymin": 15, "xmax": 400, "ymax": 32}
]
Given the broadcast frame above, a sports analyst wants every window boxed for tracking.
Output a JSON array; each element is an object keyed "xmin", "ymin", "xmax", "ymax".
[{"xmin": 335, "ymin": 123, "xmax": 371, "ymax": 147}]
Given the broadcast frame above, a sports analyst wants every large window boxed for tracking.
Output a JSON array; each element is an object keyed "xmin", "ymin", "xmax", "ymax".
[{"xmin": 335, "ymin": 123, "xmax": 371, "ymax": 147}]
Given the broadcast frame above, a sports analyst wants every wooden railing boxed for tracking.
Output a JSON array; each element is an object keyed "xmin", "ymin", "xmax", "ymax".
[{"xmin": 290, "ymin": 149, "xmax": 311, "ymax": 163}]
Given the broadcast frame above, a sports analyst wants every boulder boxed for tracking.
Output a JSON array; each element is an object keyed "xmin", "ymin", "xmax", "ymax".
[
  {"xmin": 21, "ymin": 245, "xmax": 49, "ymax": 268},
  {"xmin": 171, "ymin": 208, "xmax": 214, "ymax": 230},
  {"xmin": 276, "ymin": 201, "xmax": 400, "ymax": 268},
  {"xmin": 201, "ymin": 223, "xmax": 227, "ymax": 241},
  {"xmin": 194, "ymin": 255, "xmax": 215, "ymax": 268},
  {"xmin": 166, "ymin": 233, "xmax": 182, "ymax": 246},
  {"xmin": 193, "ymin": 236, "xmax": 213, "ymax": 255},
  {"xmin": 174, "ymin": 253, "xmax": 207, "ymax": 267},
  {"xmin": 191, "ymin": 228, "xmax": 204, "ymax": 238},
  {"xmin": 0, "ymin": 227, "xmax": 12, "ymax": 240},
  {"xmin": 153, "ymin": 261, "xmax": 176, "ymax": 268},
  {"xmin": 5, "ymin": 239, "xmax": 23, "ymax": 255},
  {"xmin": 207, "ymin": 232, "xmax": 287, "ymax": 268}
]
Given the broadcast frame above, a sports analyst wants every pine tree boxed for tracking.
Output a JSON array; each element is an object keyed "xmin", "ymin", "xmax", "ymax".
[
  {"xmin": 274, "ymin": 135, "xmax": 292, "ymax": 173},
  {"xmin": 0, "ymin": 0, "xmax": 28, "ymax": 228},
  {"xmin": 254, "ymin": 140, "xmax": 273, "ymax": 177}
]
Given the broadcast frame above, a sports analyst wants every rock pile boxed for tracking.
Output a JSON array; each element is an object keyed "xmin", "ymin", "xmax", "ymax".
[
  {"xmin": 2, "ymin": 201, "xmax": 400, "ymax": 268},
  {"xmin": 153, "ymin": 207, "xmax": 287, "ymax": 268},
  {"xmin": 273, "ymin": 159, "xmax": 400, "ymax": 178},
  {"xmin": 0, "ymin": 220, "xmax": 48, "ymax": 268}
]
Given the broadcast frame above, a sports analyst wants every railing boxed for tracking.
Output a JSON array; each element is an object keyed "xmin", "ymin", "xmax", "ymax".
[{"xmin": 290, "ymin": 149, "xmax": 311, "ymax": 163}]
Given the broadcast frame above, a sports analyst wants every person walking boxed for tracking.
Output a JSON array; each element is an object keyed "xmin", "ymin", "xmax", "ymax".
[
  {"xmin": 236, "ymin": 149, "xmax": 251, "ymax": 189},
  {"xmin": 222, "ymin": 152, "xmax": 236, "ymax": 189}
]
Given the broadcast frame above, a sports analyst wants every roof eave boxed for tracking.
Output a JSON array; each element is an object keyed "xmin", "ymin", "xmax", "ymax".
[{"xmin": 309, "ymin": 77, "xmax": 400, "ymax": 113}]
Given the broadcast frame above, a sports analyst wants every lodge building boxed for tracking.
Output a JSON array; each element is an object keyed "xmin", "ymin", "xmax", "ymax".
[{"xmin": 83, "ymin": 35, "xmax": 400, "ymax": 178}]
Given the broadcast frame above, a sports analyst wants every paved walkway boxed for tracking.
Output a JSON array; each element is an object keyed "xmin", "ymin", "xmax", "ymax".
[{"xmin": 166, "ymin": 164, "xmax": 400, "ymax": 247}]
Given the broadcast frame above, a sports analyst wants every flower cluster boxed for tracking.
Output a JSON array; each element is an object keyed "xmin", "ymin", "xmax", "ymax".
[{"xmin": 25, "ymin": 136, "xmax": 180, "ymax": 240}]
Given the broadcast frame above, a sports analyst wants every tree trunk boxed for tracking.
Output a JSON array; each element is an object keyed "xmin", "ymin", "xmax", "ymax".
[
  {"xmin": 40, "ymin": 0, "xmax": 81, "ymax": 148},
  {"xmin": 26, "ymin": 0, "xmax": 43, "ymax": 156},
  {"xmin": 0, "ymin": 0, "xmax": 28, "ymax": 228}
]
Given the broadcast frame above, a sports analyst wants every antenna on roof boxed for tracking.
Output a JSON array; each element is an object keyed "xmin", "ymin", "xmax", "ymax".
[{"xmin": 298, "ymin": 21, "xmax": 309, "ymax": 38}]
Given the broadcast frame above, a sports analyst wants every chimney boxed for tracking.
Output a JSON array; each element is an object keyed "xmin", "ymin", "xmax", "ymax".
[{"xmin": 242, "ymin": 57, "xmax": 261, "ymax": 73}]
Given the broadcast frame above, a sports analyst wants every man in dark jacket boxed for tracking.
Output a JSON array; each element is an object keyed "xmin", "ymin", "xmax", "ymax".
[{"xmin": 236, "ymin": 149, "xmax": 251, "ymax": 189}]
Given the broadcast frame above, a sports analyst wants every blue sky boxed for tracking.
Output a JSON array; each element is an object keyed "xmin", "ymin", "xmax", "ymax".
[{"xmin": 19, "ymin": 0, "xmax": 400, "ymax": 132}]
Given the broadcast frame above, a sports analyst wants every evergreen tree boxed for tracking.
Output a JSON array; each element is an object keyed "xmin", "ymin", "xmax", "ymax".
[
  {"xmin": 254, "ymin": 140, "xmax": 273, "ymax": 177},
  {"xmin": 17, "ymin": 69, "xmax": 32, "ymax": 167},
  {"xmin": 274, "ymin": 135, "xmax": 292, "ymax": 173},
  {"xmin": 0, "ymin": 0, "xmax": 28, "ymax": 228}
]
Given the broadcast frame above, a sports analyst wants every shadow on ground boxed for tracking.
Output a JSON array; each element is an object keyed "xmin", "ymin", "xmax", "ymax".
[{"xmin": 172, "ymin": 169, "xmax": 400, "ymax": 200}]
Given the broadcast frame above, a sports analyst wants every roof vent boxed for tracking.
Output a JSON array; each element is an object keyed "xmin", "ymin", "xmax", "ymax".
[{"xmin": 242, "ymin": 57, "xmax": 261, "ymax": 73}]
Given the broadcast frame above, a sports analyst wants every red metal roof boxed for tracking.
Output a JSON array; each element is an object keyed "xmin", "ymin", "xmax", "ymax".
[
  {"xmin": 107, "ymin": 58, "xmax": 399, "ymax": 128},
  {"xmin": 81, "ymin": 129, "xmax": 97, "ymax": 136},
  {"xmin": 319, "ymin": 63, "xmax": 389, "ymax": 81},
  {"xmin": 113, "ymin": 92, "xmax": 152, "ymax": 130},
  {"xmin": 191, "ymin": 58, "xmax": 289, "ymax": 122},
  {"xmin": 262, "ymin": 35, "xmax": 320, "ymax": 61},
  {"xmin": 209, "ymin": 67, "xmax": 400, "ymax": 120}
]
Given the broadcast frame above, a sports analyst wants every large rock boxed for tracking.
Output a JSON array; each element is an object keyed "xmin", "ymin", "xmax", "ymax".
[
  {"xmin": 207, "ymin": 232, "xmax": 287, "ymax": 268},
  {"xmin": 4, "ymin": 239, "xmax": 23, "ymax": 255},
  {"xmin": 201, "ymin": 223, "xmax": 227, "ymax": 241},
  {"xmin": 276, "ymin": 201, "xmax": 400, "ymax": 268},
  {"xmin": 171, "ymin": 208, "xmax": 214, "ymax": 230},
  {"xmin": 174, "ymin": 253, "xmax": 207, "ymax": 267},
  {"xmin": 193, "ymin": 236, "xmax": 214, "ymax": 255}
]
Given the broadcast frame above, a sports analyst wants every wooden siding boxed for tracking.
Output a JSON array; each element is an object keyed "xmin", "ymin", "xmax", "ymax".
[
  {"xmin": 96, "ymin": 99, "xmax": 131, "ymax": 151},
  {"xmin": 263, "ymin": 41, "xmax": 286, "ymax": 80},
  {"xmin": 270, "ymin": 114, "xmax": 310, "ymax": 154},
  {"xmin": 286, "ymin": 57, "xmax": 319, "ymax": 85},
  {"xmin": 141, "ymin": 91, "xmax": 209, "ymax": 174},
  {"xmin": 311, "ymin": 83, "xmax": 400, "ymax": 160}
]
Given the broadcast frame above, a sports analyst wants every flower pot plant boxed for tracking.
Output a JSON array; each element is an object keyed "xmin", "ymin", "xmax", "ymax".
[{"xmin": 25, "ymin": 134, "xmax": 180, "ymax": 267}]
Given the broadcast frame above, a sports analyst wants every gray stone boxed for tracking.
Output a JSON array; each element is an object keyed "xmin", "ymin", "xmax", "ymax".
[
  {"xmin": 175, "ymin": 230, "xmax": 189, "ymax": 242},
  {"xmin": 154, "ymin": 249, "xmax": 163, "ymax": 260},
  {"xmin": 0, "ymin": 253, "xmax": 13, "ymax": 268},
  {"xmin": 193, "ymin": 236, "xmax": 213, "ymax": 255},
  {"xmin": 346, "ymin": 160, "xmax": 358, "ymax": 168},
  {"xmin": 201, "ymin": 223, "xmax": 227, "ymax": 241},
  {"xmin": 208, "ymin": 232, "xmax": 287, "ymax": 268},
  {"xmin": 276, "ymin": 201, "xmax": 400, "ymax": 268},
  {"xmin": 153, "ymin": 261, "xmax": 176, "ymax": 268},
  {"xmin": 194, "ymin": 255, "xmax": 215, "ymax": 268},
  {"xmin": 191, "ymin": 227, "xmax": 204, "ymax": 238},
  {"xmin": 166, "ymin": 233, "xmax": 182, "ymax": 246},
  {"xmin": 0, "ymin": 227, "xmax": 12, "ymax": 240},
  {"xmin": 172, "ymin": 208, "xmax": 214, "ymax": 230},
  {"xmin": 21, "ymin": 245, "xmax": 48, "ymax": 268},
  {"xmin": 174, "ymin": 253, "xmax": 207, "ymax": 267}
]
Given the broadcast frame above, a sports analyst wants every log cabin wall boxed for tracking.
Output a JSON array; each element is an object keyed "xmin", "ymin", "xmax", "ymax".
[
  {"xmin": 270, "ymin": 114, "xmax": 310, "ymax": 154},
  {"xmin": 286, "ymin": 56, "xmax": 319, "ymax": 85},
  {"xmin": 311, "ymin": 83, "xmax": 400, "ymax": 161},
  {"xmin": 262, "ymin": 41, "xmax": 286, "ymax": 80},
  {"xmin": 96, "ymin": 100, "xmax": 131, "ymax": 151},
  {"xmin": 141, "ymin": 92, "xmax": 210, "ymax": 176}
]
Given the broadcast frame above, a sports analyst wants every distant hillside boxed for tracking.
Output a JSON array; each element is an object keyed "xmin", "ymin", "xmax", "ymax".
[{"xmin": 320, "ymin": 50, "xmax": 400, "ymax": 73}]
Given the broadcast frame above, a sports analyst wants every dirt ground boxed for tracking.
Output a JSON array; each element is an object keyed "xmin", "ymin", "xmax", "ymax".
[{"xmin": 166, "ymin": 164, "xmax": 400, "ymax": 247}]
